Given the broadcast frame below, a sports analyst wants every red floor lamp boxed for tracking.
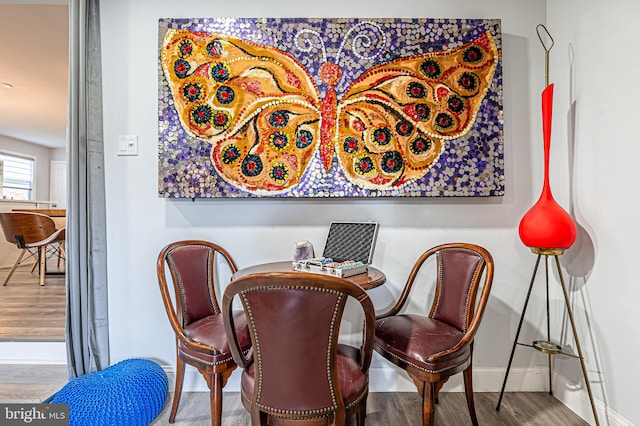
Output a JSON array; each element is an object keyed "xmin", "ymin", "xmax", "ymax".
[{"xmin": 495, "ymin": 25, "xmax": 599, "ymax": 426}]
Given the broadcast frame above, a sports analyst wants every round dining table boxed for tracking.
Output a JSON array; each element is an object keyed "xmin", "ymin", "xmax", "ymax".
[{"xmin": 232, "ymin": 261, "xmax": 386, "ymax": 290}]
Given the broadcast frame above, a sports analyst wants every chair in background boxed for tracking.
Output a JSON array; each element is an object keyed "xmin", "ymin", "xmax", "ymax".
[
  {"xmin": 374, "ymin": 243, "xmax": 494, "ymax": 426},
  {"xmin": 156, "ymin": 240, "xmax": 252, "ymax": 426},
  {"xmin": 223, "ymin": 271, "xmax": 376, "ymax": 426},
  {"xmin": 0, "ymin": 212, "xmax": 66, "ymax": 286},
  {"xmin": 11, "ymin": 209, "xmax": 67, "ymax": 270}
]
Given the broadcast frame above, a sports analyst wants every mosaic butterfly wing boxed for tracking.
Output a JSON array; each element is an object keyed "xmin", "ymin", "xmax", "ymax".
[
  {"xmin": 336, "ymin": 31, "xmax": 498, "ymax": 188},
  {"xmin": 160, "ymin": 28, "xmax": 498, "ymax": 193},
  {"xmin": 161, "ymin": 30, "xmax": 323, "ymax": 192}
]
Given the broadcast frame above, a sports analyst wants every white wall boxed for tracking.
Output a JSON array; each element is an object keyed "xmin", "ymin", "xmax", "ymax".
[
  {"xmin": 50, "ymin": 147, "xmax": 66, "ymax": 162},
  {"xmin": 100, "ymin": 0, "xmax": 635, "ymax": 424},
  {"xmin": 546, "ymin": 1, "xmax": 640, "ymax": 425}
]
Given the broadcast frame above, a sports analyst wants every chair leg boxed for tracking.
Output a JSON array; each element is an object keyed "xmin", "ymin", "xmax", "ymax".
[
  {"xmin": 3, "ymin": 250, "xmax": 26, "ymax": 286},
  {"xmin": 169, "ymin": 356, "xmax": 185, "ymax": 423},
  {"xmin": 422, "ymin": 382, "xmax": 436, "ymax": 426},
  {"xmin": 434, "ymin": 380, "xmax": 445, "ymax": 404},
  {"xmin": 210, "ymin": 372, "xmax": 223, "ymax": 426},
  {"xmin": 463, "ymin": 364, "xmax": 479, "ymax": 426},
  {"xmin": 355, "ymin": 395, "xmax": 367, "ymax": 426},
  {"xmin": 57, "ymin": 242, "xmax": 65, "ymax": 268},
  {"xmin": 31, "ymin": 252, "xmax": 39, "ymax": 273},
  {"xmin": 39, "ymin": 246, "xmax": 46, "ymax": 286},
  {"xmin": 250, "ymin": 405, "xmax": 267, "ymax": 426},
  {"xmin": 333, "ymin": 407, "xmax": 346, "ymax": 426}
]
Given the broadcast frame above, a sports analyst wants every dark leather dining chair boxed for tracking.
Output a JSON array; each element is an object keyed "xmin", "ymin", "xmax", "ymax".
[
  {"xmin": 374, "ymin": 242, "xmax": 494, "ymax": 426},
  {"xmin": 156, "ymin": 240, "xmax": 252, "ymax": 426},
  {"xmin": 222, "ymin": 271, "xmax": 376, "ymax": 426},
  {"xmin": 0, "ymin": 212, "xmax": 66, "ymax": 286}
]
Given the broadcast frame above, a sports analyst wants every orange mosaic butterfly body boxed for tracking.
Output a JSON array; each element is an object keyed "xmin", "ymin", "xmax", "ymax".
[{"xmin": 160, "ymin": 28, "xmax": 498, "ymax": 193}]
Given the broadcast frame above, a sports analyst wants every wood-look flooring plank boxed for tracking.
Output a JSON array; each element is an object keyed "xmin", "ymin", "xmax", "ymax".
[
  {"xmin": 0, "ymin": 366, "xmax": 590, "ymax": 425},
  {"xmin": 0, "ymin": 266, "xmax": 591, "ymax": 425},
  {"xmin": 1, "ymin": 314, "xmax": 65, "ymax": 323},
  {"xmin": 0, "ymin": 364, "xmax": 67, "ymax": 403},
  {"xmin": 150, "ymin": 392, "xmax": 589, "ymax": 426},
  {"xmin": 0, "ymin": 328, "xmax": 64, "ymax": 338},
  {"xmin": 0, "ymin": 261, "xmax": 66, "ymax": 341}
]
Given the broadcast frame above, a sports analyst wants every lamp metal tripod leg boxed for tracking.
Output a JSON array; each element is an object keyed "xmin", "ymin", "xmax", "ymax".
[
  {"xmin": 496, "ymin": 254, "xmax": 542, "ymax": 411},
  {"xmin": 544, "ymin": 255, "xmax": 553, "ymax": 395},
  {"xmin": 553, "ymin": 256, "xmax": 600, "ymax": 426}
]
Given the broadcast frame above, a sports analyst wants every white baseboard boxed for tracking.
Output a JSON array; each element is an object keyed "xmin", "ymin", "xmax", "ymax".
[
  {"xmin": 164, "ymin": 365, "xmax": 550, "ymax": 394},
  {"xmin": 552, "ymin": 372, "xmax": 634, "ymax": 426},
  {"xmin": 369, "ymin": 366, "xmax": 551, "ymax": 393},
  {"xmin": 0, "ymin": 341, "xmax": 66, "ymax": 364}
]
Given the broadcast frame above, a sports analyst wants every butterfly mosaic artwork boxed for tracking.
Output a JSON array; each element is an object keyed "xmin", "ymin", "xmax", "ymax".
[{"xmin": 158, "ymin": 18, "xmax": 503, "ymax": 198}]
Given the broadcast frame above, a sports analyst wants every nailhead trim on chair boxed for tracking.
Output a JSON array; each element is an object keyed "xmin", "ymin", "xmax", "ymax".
[
  {"xmin": 240, "ymin": 291, "xmax": 262, "ymax": 400},
  {"xmin": 240, "ymin": 285, "xmax": 344, "ymax": 417},
  {"xmin": 432, "ymin": 247, "xmax": 484, "ymax": 331},
  {"xmin": 179, "ymin": 346, "xmax": 251, "ymax": 367},
  {"xmin": 167, "ymin": 254, "xmax": 188, "ymax": 327},
  {"xmin": 256, "ymin": 404, "xmax": 335, "ymax": 417},
  {"xmin": 345, "ymin": 385, "xmax": 368, "ymax": 410},
  {"xmin": 326, "ymin": 293, "xmax": 343, "ymax": 410},
  {"xmin": 179, "ymin": 349, "xmax": 228, "ymax": 366},
  {"xmin": 374, "ymin": 344, "xmax": 468, "ymax": 374},
  {"xmin": 206, "ymin": 249, "xmax": 221, "ymax": 315},
  {"xmin": 463, "ymin": 259, "xmax": 483, "ymax": 330},
  {"xmin": 240, "ymin": 390, "xmax": 340, "ymax": 420},
  {"xmin": 168, "ymin": 244, "xmax": 220, "ymax": 327},
  {"xmin": 240, "ymin": 374, "xmax": 366, "ymax": 416}
]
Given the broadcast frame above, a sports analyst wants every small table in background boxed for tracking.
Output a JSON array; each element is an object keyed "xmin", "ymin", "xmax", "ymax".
[
  {"xmin": 232, "ymin": 261, "xmax": 386, "ymax": 290},
  {"xmin": 12, "ymin": 208, "xmax": 66, "ymax": 230}
]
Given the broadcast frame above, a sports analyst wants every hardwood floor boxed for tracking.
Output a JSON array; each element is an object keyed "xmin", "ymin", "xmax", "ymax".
[
  {"xmin": 0, "ymin": 258, "xmax": 65, "ymax": 341},
  {"xmin": 0, "ymin": 364, "xmax": 588, "ymax": 426},
  {"xmin": 151, "ymin": 391, "xmax": 589, "ymax": 425},
  {"xmin": 0, "ymin": 364, "xmax": 67, "ymax": 403},
  {"xmin": 0, "ymin": 263, "xmax": 590, "ymax": 425}
]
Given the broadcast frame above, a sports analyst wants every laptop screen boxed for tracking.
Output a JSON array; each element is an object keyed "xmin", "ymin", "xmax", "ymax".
[{"xmin": 321, "ymin": 221, "xmax": 379, "ymax": 264}]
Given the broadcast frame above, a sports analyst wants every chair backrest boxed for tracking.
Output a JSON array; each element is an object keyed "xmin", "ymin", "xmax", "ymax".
[
  {"xmin": 428, "ymin": 244, "xmax": 492, "ymax": 332},
  {"xmin": 0, "ymin": 212, "xmax": 58, "ymax": 247},
  {"xmin": 156, "ymin": 240, "xmax": 238, "ymax": 329},
  {"xmin": 223, "ymin": 272, "xmax": 375, "ymax": 418},
  {"xmin": 388, "ymin": 243, "xmax": 493, "ymax": 336}
]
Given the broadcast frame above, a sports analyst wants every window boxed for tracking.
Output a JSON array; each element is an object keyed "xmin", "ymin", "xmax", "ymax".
[{"xmin": 0, "ymin": 153, "xmax": 35, "ymax": 200}]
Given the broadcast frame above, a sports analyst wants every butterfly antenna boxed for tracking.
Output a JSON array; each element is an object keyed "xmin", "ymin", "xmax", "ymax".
[
  {"xmin": 295, "ymin": 28, "xmax": 327, "ymax": 64},
  {"xmin": 536, "ymin": 24, "xmax": 554, "ymax": 87},
  {"xmin": 336, "ymin": 21, "xmax": 386, "ymax": 64}
]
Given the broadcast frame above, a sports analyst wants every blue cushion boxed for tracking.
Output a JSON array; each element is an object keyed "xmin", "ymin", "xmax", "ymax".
[{"xmin": 52, "ymin": 358, "xmax": 168, "ymax": 426}]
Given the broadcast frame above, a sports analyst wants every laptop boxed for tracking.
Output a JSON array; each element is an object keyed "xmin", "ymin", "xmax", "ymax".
[
  {"xmin": 322, "ymin": 221, "xmax": 379, "ymax": 264},
  {"xmin": 293, "ymin": 221, "xmax": 379, "ymax": 277}
]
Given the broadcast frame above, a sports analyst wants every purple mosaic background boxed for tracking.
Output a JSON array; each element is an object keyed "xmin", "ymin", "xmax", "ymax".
[{"xmin": 158, "ymin": 18, "xmax": 504, "ymax": 198}]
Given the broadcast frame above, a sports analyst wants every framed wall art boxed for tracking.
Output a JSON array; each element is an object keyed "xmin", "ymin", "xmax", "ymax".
[{"xmin": 158, "ymin": 18, "xmax": 503, "ymax": 198}]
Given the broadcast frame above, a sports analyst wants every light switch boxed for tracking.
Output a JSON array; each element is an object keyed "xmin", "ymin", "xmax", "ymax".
[{"xmin": 117, "ymin": 135, "xmax": 138, "ymax": 156}]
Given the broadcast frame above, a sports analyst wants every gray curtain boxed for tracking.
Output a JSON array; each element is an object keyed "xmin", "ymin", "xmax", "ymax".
[{"xmin": 65, "ymin": 0, "xmax": 109, "ymax": 378}]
